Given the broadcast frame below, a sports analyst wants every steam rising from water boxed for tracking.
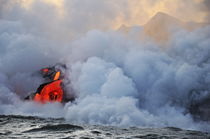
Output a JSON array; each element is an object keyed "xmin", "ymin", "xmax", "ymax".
[{"xmin": 0, "ymin": 0, "xmax": 210, "ymax": 132}]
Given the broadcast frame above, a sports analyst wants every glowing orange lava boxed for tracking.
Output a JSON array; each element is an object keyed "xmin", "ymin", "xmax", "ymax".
[
  {"xmin": 34, "ymin": 80, "xmax": 63, "ymax": 103},
  {"xmin": 53, "ymin": 71, "xmax": 61, "ymax": 81},
  {"xmin": 34, "ymin": 71, "xmax": 63, "ymax": 104}
]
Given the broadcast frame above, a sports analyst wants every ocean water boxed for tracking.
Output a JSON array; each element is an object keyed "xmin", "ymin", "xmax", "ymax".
[{"xmin": 0, "ymin": 115, "xmax": 209, "ymax": 139}]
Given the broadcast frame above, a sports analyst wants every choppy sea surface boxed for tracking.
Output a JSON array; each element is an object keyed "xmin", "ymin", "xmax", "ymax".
[{"xmin": 0, "ymin": 115, "xmax": 209, "ymax": 139}]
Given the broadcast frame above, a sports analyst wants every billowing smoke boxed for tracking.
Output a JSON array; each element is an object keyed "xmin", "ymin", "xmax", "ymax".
[{"xmin": 0, "ymin": 0, "xmax": 210, "ymax": 132}]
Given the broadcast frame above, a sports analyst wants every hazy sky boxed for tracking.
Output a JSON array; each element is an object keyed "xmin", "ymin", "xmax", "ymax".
[{"xmin": 1, "ymin": 0, "xmax": 210, "ymax": 29}]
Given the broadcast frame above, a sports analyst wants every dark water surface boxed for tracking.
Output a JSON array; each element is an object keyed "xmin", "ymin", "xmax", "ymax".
[{"xmin": 0, "ymin": 115, "xmax": 209, "ymax": 139}]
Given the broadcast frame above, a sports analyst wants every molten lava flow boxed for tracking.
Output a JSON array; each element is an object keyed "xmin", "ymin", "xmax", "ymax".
[
  {"xmin": 25, "ymin": 64, "xmax": 68, "ymax": 104},
  {"xmin": 53, "ymin": 71, "xmax": 61, "ymax": 81},
  {"xmin": 33, "ymin": 69, "xmax": 64, "ymax": 103},
  {"xmin": 34, "ymin": 80, "xmax": 63, "ymax": 103}
]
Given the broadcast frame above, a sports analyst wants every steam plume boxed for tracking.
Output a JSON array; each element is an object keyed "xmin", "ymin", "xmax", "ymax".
[{"xmin": 0, "ymin": 0, "xmax": 210, "ymax": 132}]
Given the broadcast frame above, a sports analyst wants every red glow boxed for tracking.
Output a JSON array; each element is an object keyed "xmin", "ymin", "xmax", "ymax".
[
  {"xmin": 34, "ymin": 80, "xmax": 63, "ymax": 103},
  {"xmin": 42, "ymin": 68, "xmax": 49, "ymax": 73}
]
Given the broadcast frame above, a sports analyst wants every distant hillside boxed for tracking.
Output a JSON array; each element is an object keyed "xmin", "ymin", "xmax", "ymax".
[
  {"xmin": 143, "ymin": 12, "xmax": 208, "ymax": 42},
  {"xmin": 118, "ymin": 24, "xmax": 131, "ymax": 33},
  {"xmin": 118, "ymin": 12, "xmax": 209, "ymax": 43}
]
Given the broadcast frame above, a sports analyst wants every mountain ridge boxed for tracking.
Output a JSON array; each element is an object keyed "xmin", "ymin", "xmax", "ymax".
[{"xmin": 118, "ymin": 12, "xmax": 209, "ymax": 43}]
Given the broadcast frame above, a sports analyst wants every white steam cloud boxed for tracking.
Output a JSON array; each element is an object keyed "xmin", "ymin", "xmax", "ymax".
[{"xmin": 0, "ymin": 0, "xmax": 210, "ymax": 132}]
